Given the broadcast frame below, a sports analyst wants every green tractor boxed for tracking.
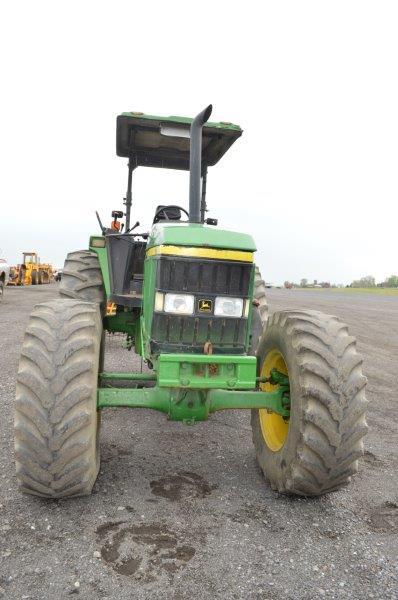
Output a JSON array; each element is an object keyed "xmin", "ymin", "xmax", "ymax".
[{"xmin": 14, "ymin": 106, "xmax": 367, "ymax": 498}]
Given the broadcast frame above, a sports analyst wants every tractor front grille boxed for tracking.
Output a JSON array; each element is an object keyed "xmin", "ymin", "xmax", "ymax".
[
  {"xmin": 156, "ymin": 256, "xmax": 252, "ymax": 296},
  {"xmin": 150, "ymin": 255, "xmax": 253, "ymax": 355}
]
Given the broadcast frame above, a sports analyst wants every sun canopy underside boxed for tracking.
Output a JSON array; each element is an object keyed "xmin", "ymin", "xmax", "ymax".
[{"xmin": 116, "ymin": 112, "xmax": 242, "ymax": 170}]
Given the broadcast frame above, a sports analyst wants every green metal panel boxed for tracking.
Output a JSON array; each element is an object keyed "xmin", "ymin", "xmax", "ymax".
[
  {"xmin": 147, "ymin": 223, "xmax": 256, "ymax": 252},
  {"xmin": 245, "ymin": 264, "xmax": 256, "ymax": 349},
  {"xmin": 157, "ymin": 353, "xmax": 256, "ymax": 389},
  {"xmin": 89, "ymin": 239, "xmax": 111, "ymax": 297},
  {"xmin": 141, "ymin": 255, "xmax": 157, "ymax": 359},
  {"xmin": 117, "ymin": 112, "xmax": 242, "ymax": 169},
  {"xmin": 135, "ymin": 316, "xmax": 144, "ymax": 356},
  {"xmin": 98, "ymin": 387, "xmax": 170, "ymax": 412},
  {"xmin": 120, "ymin": 112, "xmax": 241, "ymax": 132},
  {"xmin": 207, "ymin": 389, "xmax": 289, "ymax": 416},
  {"xmin": 103, "ymin": 310, "xmax": 137, "ymax": 336}
]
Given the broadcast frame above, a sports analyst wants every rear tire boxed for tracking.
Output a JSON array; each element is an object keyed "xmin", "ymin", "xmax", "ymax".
[
  {"xmin": 0, "ymin": 280, "xmax": 4, "ymax": 301},
  {"xmin": 31, "ymin": 271, "xmax": 38, "ymax": 285},
  {"xmin": 254, "ymin": 266, "xmax": 268, "ymax": 327},
  {"xmin": 14, "ymin": 299, "xmax": 102, "ymax": 498},
  {"xmin": 60, "ymin": 250, "xmax": 104, "ymax": 304},
  {"xmin": 251, "ymin": 310, "xmax": 367, "ymax": 496},
  {"xmin": 250, "ymin": 266, "xmax": 269, "ymax": 354}
]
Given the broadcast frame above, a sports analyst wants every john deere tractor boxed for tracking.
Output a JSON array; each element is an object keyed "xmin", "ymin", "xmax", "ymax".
[{"xmin": 14, "ymin": 106, "xmax": 367, "ymax": 498}]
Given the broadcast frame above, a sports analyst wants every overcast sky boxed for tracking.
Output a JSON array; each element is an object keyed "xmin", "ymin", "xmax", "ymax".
[{"xmin": 1, "ymin": 1, "xmax": 397, "ymax": 285}]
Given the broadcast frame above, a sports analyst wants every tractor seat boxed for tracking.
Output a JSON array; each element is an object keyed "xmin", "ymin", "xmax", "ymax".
[{"xmin": 153, "ymin": 205, "xmax": 182, "ymax": 224}]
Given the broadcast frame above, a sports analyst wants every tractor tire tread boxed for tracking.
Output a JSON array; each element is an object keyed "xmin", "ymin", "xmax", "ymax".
[
  {"xmin": 254, "ymin": 266, "xmax": 269, "ymax": 328},
  {"xmin": 252, "ymin": 309, "xmax": 367, "ymax": 496},
  {"xmin": 60, "ymin": 250, "xmax": 104, "ymax": 303},
  {"xmin": 250, "ymin": 266, "xmax": 269, "ymax": 354},
  {"xmin": 14, "ymin": 299, "xmax": 101, "ymax": 498}
]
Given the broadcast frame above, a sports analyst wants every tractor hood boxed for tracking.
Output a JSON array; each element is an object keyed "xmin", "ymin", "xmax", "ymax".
[
  {"xmin": 147, "ymin": 223, "xmax": 256, "ymax": 252},
  {"xmin": 117, "ymin": 112, "xmax": 242, "ymax": 170}
]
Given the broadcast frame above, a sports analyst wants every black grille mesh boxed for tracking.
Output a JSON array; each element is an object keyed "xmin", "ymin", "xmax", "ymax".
[{"xmin": 156, "ymin": 256, "xmax": 251, "ymax": 296}]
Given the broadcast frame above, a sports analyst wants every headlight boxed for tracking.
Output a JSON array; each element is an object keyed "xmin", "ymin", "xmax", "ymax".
[
  {"xmin": 214, "ymin": 296, "xmax": 244, "ymax": 318},
  {"xmin": 154, "ymin": 292, "xmax": 164, "ymax": 311},
  {"xmin": 164, "ymin": 293, "xmax": 195, "ymax": 315}
]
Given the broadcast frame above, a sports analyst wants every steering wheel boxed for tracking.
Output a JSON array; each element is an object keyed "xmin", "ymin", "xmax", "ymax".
[{"xmin": 153, "ymin": 205, "xmax": 189, "ymax": 223}]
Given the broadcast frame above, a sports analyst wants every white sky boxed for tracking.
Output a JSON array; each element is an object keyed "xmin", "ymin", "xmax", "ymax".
[{"xmin": 1, "ymin": 1, "xmax": 397, "ymax": 284}]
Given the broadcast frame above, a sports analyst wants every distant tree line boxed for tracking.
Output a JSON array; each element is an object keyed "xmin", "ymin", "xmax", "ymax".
[
  {"xmin": 350, "ymin": 275, "xmax": 376, "ymax": 288},
  {"xmin": 283, "ymin": 275, "xmax": 398, "ymax": 289},
  {"xmin": 284, "ymin": 279, "xmax": 332, "ymax": 289},
  {"xmin": 384, "ymin": 275, "xmax": 398, "ymax": 287},
  {"xmin": 350, "ymin": 275, "xmax": 398, "ymax": 288}
]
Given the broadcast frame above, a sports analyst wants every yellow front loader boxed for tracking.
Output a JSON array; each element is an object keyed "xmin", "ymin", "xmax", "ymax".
[{"xmin": 8, "ymin": 252, "xmax": 54, "ymax": 285}]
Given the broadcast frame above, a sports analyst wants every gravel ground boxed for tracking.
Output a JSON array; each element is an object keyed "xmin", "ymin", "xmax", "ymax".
[{"xmin": 0, "ymin": 285, "xmax": 397, "ymax": 600}]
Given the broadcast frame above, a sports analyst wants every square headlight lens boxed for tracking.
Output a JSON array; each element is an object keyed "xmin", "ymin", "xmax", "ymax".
[
  {"xmin": 214, "ymin": 296, "xmax": 244, "ymax": 318},
  {"xmin": 164, "ymin": 293, "xmax": 195, "ymax": 315}
]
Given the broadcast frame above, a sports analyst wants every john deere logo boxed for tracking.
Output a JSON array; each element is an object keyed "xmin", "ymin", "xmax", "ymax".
[{"xmin": 198, "ymin": 299, "xmax": 212, "ymax": 312}]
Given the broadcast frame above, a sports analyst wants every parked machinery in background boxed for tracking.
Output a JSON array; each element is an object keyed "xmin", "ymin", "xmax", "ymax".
[{"xmin": 8, "ymin": 252, "xmax": 54, "ymax": 286}]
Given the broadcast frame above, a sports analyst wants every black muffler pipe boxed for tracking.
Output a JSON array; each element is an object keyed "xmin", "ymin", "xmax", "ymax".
[{"xmin": 189, "ymin": 104, "xmax": 212, "ymax": 223}]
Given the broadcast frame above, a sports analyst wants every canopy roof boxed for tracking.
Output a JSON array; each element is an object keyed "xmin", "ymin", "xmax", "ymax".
[{"xmin": 116, "ymin": 112, "xmax": 242, "ymax": 170}]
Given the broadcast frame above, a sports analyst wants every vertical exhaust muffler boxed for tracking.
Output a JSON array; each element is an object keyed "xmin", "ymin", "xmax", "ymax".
[{"xmin": 189, "ymin": 105, "xmax": 212, "ymax": 223}]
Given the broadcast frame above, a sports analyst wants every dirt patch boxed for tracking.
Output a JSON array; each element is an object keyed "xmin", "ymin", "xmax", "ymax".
[
  {"xmin": 369, "ymin": 502, "xmax": 398, "ymax": 533},
  {"xmin": 150, "ymin": 471, "xmax": 216, "ymax": 501},
  {"xmin": 362, "ymin": 450, "xmax": 383, "ymax": 466},
  {"xmin": 96, "ymin": 520, "xmax": 126, "ymax": 541},
  {"xmin": 97, "ymin": 522, "xmax": 196, "ymax": 580},
  {"xmin": 227, "ymin": 503, "xmax": 269, "ymax": 524}
]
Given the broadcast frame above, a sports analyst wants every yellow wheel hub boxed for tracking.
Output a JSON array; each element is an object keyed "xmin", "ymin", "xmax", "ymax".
[{"xmin": 259, "ymin": 349, "xmax": 290, "ymax": 452}]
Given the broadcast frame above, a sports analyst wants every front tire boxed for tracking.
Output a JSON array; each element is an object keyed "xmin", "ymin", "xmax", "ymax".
[
  {"xmin": 251, "ymin": 310, "xmax": 367, "ymax": 496},
  {"xmin": 14, "ymin": 299, "xmax": 102, "ymax": 498}
]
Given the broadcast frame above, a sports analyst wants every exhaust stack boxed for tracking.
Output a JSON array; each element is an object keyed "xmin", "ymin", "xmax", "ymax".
[{"xmin": 189, "ymin": 105, "xmax": 212, "ymax": 223}]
